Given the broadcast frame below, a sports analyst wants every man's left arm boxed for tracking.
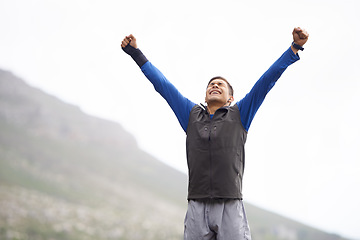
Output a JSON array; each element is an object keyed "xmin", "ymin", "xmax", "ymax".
[{"xmin": 237, "ymin": 27, "xmax": 309, "ymax": 131}]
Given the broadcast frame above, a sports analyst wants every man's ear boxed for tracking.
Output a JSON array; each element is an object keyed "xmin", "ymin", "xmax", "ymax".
[{"xmin": 228, "ymin": 96, "xmax": 234, "ymax": 103}]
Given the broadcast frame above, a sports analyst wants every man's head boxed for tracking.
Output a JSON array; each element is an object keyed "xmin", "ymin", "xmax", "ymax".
[{"xmin": 205, "ymin": 76, "xmax": 234, "ymax": 107}]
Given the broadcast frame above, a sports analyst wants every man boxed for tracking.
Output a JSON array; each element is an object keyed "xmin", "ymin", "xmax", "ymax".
[{"xmin": 121, "ymin": 27, "xmax": 309, "ymax": 240}]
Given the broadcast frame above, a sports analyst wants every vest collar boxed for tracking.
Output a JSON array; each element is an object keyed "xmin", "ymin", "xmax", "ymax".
[{"xmin": 199, "ymin": 103, "xmax": 231, "ymax": 115}]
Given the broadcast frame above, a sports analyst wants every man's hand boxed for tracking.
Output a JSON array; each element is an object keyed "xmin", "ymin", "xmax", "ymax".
[
  {"xmin": 121, "ymin": 34, "xmax": 148, "ymax": 67},
  {"xmin": 291, "ymin": 27, "xmax": 309, "ymax": 54},
  {"xmin": 121, "ymin": 34, "xmax": 138, "ymax": 49},
  {"xmin": 293, "ymin": 27, "xmax": 309, "ymax": 46}
]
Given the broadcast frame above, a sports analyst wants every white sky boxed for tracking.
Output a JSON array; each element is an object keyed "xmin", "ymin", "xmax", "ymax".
[{"xmin": 1, "ymin": 0, "xmax": 360, "ymax": 239}]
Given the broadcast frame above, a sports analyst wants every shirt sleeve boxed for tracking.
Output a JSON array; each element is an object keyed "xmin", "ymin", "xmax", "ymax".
[
  {"xmin": 141, "ymin": 61, "xmax": 196, "ymax": 132},
  {"xmin": 237, "ymin": 47, "xmax": 300, "ymax": 131}
]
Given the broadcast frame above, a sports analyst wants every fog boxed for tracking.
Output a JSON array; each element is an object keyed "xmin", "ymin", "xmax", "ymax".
[{"xmin": 1, "ymin": 0, "xmax": 359, "ymax": 238}]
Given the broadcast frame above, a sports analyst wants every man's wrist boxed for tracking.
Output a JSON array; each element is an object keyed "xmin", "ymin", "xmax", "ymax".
[
  {"xmin": 292, "ymin": 42, "xmax": 304, "ymax": 51},
  {"xmin": 122, "ymin": 44, "xmax": 148, "ymax": 68}
]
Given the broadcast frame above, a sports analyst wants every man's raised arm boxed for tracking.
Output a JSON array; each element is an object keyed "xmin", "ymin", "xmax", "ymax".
[
  {"xmin": 237, "ymin": 27, "xmax": 309, "ymax": 131},
  {"xmin": 121, "ymin": 34, "xmax": 195, "ymax": 132}
]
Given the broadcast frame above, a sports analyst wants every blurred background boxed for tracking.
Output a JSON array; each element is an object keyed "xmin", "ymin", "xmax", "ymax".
[{"xmin": 0, "ymin": 0, "xmax": 359, "ymax": 239}]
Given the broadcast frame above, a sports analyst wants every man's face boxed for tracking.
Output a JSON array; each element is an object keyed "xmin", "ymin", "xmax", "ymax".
[{"xmin": 205, "ymin": 79, "xmax": 233, "ymax": 105}]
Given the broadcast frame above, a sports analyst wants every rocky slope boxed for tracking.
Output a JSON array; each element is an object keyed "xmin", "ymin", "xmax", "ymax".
[{"xmin": 0, "ymin": 69, "xmax": 348, "ymax": 240}]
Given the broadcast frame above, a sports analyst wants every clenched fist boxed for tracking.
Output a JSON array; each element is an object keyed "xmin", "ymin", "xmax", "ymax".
[
  {"xmin": 293, "ymin": 27, "xmax": 309, "ymax": 47},
  {"xmin": 121, "ymin": 34, "xmax": 138, "ymax": 49}
]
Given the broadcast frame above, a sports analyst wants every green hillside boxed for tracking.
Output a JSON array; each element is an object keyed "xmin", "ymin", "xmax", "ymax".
[{"xmin": 0, "ymin": 69, "xmax": 347, "ymax": 240}]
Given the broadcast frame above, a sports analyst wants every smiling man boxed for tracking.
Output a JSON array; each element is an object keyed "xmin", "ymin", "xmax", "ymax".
[
  {"xmin": 205, "ymin": 76, "xmax": 234, "ymax": 114},
  {"xmin": 121, "ymin": 27, "xmax": 309, "ymax": 240}
]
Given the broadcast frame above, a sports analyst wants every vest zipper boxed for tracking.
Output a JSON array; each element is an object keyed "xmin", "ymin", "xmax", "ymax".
[{"xmin": 208, "ymin": 118, "xmax": 214, "ymax": 198}]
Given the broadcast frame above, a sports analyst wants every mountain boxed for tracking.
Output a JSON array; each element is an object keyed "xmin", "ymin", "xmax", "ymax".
[{"xmin": 0, "ymin": 69, "xmax": 348, "ymax": 240}]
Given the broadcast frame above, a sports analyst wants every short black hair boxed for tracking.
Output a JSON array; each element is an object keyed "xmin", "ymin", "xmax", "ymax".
[{"xmin": 207, "ymin": 76, "xmax": 234, "ymax": 96}]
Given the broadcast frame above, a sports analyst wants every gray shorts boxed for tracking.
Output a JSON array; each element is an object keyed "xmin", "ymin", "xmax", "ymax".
[{"xmin": 184, "ymin": 199, "xmax": 251, "ymax": 240}]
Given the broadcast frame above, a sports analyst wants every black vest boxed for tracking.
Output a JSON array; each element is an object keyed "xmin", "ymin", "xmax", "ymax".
[{"xmin": 186, "ymin": 104, "xmax": 247, "ymax": 200}]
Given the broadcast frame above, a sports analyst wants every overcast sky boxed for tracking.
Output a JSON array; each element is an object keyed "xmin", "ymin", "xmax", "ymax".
[{"xmin": 1, "ymin": 0, "xmax": 360, "ymax": 239}]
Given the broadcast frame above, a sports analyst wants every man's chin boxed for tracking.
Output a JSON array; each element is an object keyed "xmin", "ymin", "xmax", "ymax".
[{"xmin": 206, "ymin": 98, "xmax": 225, "ymax": 105}]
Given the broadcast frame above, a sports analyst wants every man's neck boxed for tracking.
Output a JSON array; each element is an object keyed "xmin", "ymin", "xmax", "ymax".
[{"xmin": 207, "ymin": 102, "xmax": 229, "ymax": 115}]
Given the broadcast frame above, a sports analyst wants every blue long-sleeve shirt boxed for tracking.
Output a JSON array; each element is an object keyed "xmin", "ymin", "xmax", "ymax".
[{"xmin": 141, "ymin": 47, "xmax": 299, "ymax": 132}]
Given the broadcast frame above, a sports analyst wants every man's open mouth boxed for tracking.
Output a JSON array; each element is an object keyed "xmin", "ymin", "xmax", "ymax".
[{"xmin": 210, "ymin": 90, "xmax": 221, "ymax": 95}]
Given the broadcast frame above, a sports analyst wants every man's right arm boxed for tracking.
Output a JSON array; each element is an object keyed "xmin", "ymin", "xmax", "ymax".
[{"xmin": 121, "ymin": 34, "xmax": 196, "ymax": 132}]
